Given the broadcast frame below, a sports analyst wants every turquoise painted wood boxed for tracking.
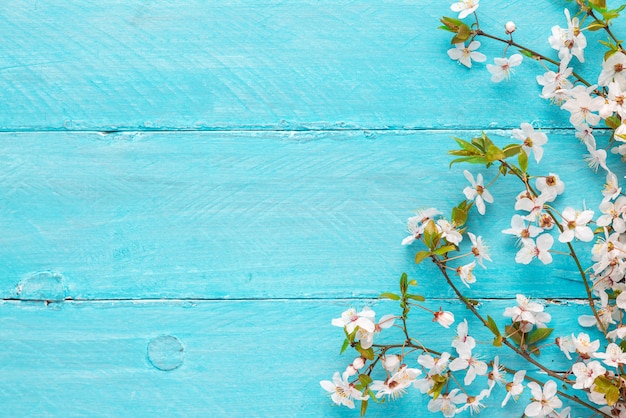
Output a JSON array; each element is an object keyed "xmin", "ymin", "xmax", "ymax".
[{"xmin": 0, "ymin": 0, "xmax": 613, "ymax": 416}]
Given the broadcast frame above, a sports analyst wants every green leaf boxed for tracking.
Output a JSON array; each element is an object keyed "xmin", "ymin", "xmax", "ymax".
[
  {"xmin": 451, "ymin": 24, "xmax": 471, "ymax": 44},
  {"xmin": 526, "ymin": 327, "xmax": 553, "ymax": 345},
  {"xmin": 433, "ymin": 245, "xmax": 456, "ymax": 255},
  {"xmin": 428, "ymin": 375, "xmax": 447, "ymax": 399},
  {"xmin": 400, "ymin": 272, "xmax": 408, "ymax": 294},
  {"xmin": 587, "ymin": 21, "xmax": 607, "ymax": 31},
  {"xmin": 360, "ymin": 399, "xmax": 368, "ymax": 417},
  {"xmin": 379, "ymin": 292, "xmax": 400, "ymax": 301},
  {"xmin": 406, "ymin": 293, "xmax": 426, "ymax": 302},
  {"xmin": 493, "ymin": 335, "xmax": 503, "ymax": 347},
  {"xmin": 449, "ymin": 156, "xmax": 487, "ymax": 167},
  {"xmin": 485, "ymin": 144, "xmax": 505, "ymax": 162},
  {"xmin": 453, "ymin": 137, "xmax": 481, "ymax": 153},
  {"xmin": 605, "ymin": 115, "xmax": 622, "ymax": 129},
  {"xmin": 607, "ymin": 385, "xmax": 620, "ymax": 406},
  {"xmin": 356, "ymin": 344, "xmax": 375, "ymax": 360},
  {"xmin": 451, "ymin": 206, "xmax": 468, "ymax": 226},
  {"xmin": 518, "ymin": 49, "xmax": 534, "ymax": 58},
  {"xmin": 518, "ymin": 149, "xmax": 528, "ymax": 172},
  {"xmin": 415, "ymin": 250, "xmax": 431, "ymax": 265},
  {"xmin": 439, "ymin": 16, "xmax": 465, "ymax": 31},
  {"xmin": 589, "ymin": 0, "xmax": 607, "ymax": 9},
  {"xmin": 594, "ymin": 375, "xmax": 615, "ymax": 392},
  {"xmin": 423, "ymin": 220, "xmax": 440, "ymax": 251},
  {"xmin": 505, "ymin": 324, "xmax": 523, "ymax": 345},
  {"xmin": 503, "ymin": 144, "xmax": 522, "ymax": 158},
  {"xmin": 358, "ymin": 374, "xmax": 373, "ymax": 386},
  {"xmin": 486, "ymin": 316, "xmax": 501, "ymax": 336},
  {"xmin": 340, "ymin": 338, "xmax": 350, "ymax": 354}
]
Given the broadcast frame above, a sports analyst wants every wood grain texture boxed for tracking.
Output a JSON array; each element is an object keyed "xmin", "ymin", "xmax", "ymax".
[
  {"xmin": 0, "ymin": 130, "xmax": 613, "ymax": 301},
  {"xmin": 0, "ymin": 298, "xmax": 598, "ymax": 417},
  {"xmin": 0, "ymin": 0, "xmax": 604, "ymax": 131}
]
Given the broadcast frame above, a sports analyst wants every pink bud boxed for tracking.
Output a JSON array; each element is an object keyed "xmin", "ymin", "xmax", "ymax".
[
  {"xmin": 352, "ymin": 357, "xmax": 366, "ymax": 370},
  {"xmin": 505, "ymin": 21, "xmax": 516, "ymax": 34}
]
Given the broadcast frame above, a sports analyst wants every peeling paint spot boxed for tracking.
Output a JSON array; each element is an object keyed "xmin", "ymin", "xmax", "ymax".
[
  {"xmin": 16, "ymin": 271, "xmax": 66, "ymax": 302},
  {"xmin": 147, "ymin": 335, "xmax": 184, "ymax": 371}
]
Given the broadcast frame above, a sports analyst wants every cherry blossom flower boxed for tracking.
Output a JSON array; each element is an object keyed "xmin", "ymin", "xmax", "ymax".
[
  {"xmin": 572, "ymin": 361, "xmax": 606, "ymax": 389},
  {"xmin": 418, "ymin": 352, "xmax": 451, "ymax": 377},
  {"xmin": 572, "ymin": 332, "xmax": 601, "ymax": 359},
  {"xmin": 371, "ymin": 365, "xmax": 421, "ymax": 400},
  {"xmin": 456, "ymin": 261, "xmax": 477, "ymax": 287},
  {"xmin": 598, "ymin": 51, "xmax": 626, "ymax": 88},
  {"xmin": 487, "ymin": 54, "xmax": 523, "ymax": 82},
  {"xmin": 536, "ymin": 57, "xmax": 573, "ymax": 104},
  {"xmin": 558, "ymin": 207, "xmax": 594, "ymax": 242},
  {"xmin": 433, "ymin": 309, "xmax": 455, "ymax": 328},
  {"xmin": 356, "ymin": 313, "xmax": 396, "ymax": 349},
  {"xmin": 524, "ymin": 380, "xmax": 563, "ymax": 417},
  {"xmin": 437, "ymin": 219, "xmax": 463, "ymax": 246},
  {"xmin": 401, "ymin": 208, "xmax": 442, "ymax": 245},
  {"xmin": 463, "ymin": 170, "xmax": 493, "ymax": 215},
  {"xmin": 320, "ymin": 371, "xmax": 368, "ymax": 409},
  {"xmin": 502, "ymin": 214, "xmax": 543, "ymax": 243},
  {"xmin": 451, "ymin": 319, "xmax": 476, "ymax": 353},
  {"xmin": 607, "ymin": 81, "xmax": 626, "ymax": 119},
  {"xmin": 501, "ymin": 370, "xmax": 525, "ymax": 407},
  {"xmin": 548, "ymin": 9, "xmax": 586, "ymax": 63},
  {"xmin": 447, "ymin": 41, "xmax": 487, "ymax": 68},
  {"xmin": 468, "ymin": 232, "xmax": 492, "ymax": 267},
  {"xmin": 449, "ymin": 346, "xmax": 488, "ymax": 385},
  {"xmin": 515, "ymin": 233, "xmax": 554, "ymax": 265},
  {"xmin": 561, "ymin": 86, "xmax": 604, "ymax": 127},
  {"xmin": 487, "ymin": 356, "xmax": 506, "ymax": 393},
  {"xmin": 512, "ymin": 123, "xmax": 548, "ymax": 163},
  {"xmin": 450, "ymin": 0, "xmax": 479, "ymax": 19},
  {"xmin": 503, "ymin": 294, "xmax": 551, "ymax": 333},
  {"xmin": 594, "ymin": 343, "xmax": 626, "ymax": 368},
  {"xmin": 584, "ymin": 141, "xmax": 608, "ymax": 173},
  {"xmin": 428, "ymin": 389, "xmax": 467, "ymax": 417},
  {"xmin": 535, "ymin": 173, "xmax": 564, "ymax": 201},
  {"xmin": 557, "ymin": 335, "xmax": 576, "ymax": 360},
  {"xmin": 459, "ymin": 389, "xmax": 490, "ymax": 415},
  {"xmin": 597, "ymin": 196, "xmax": 626, "ymax": 233},
  {"xmin": 331, "ymin": 307, "xmax": 375, "ymax": 334},
  {"xmin": 515, "ymin": 193, "xmax": 548, "ymax": 222}
]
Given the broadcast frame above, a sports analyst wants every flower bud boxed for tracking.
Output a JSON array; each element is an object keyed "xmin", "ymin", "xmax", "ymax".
[
  {"xmin": 352, "ymin": 357, "xmax": 366, "ymax": 370},
  {"xmin": 381, "ymin": 355, "xmax": 401, "ymax": 372},
  {"xmin": 505, "ymin": 21, "xmax": 516, "ymax": 34}
]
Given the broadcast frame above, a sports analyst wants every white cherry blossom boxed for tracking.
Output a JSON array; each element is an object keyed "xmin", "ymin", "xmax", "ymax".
[
  {"xmin": 447, "ymin": 41, "xmax": 487, "ymax": 68},
  {"xmin": 558, "ymin": 207, "xmax": 594, "ymax": 243},
  {"xmin": 502, "ymin": 214, "xmax": 543, "ymax": 243},
  {"xmin": 524, "ymin": 380, "xmax": 562, "ymax": 417},
  {"xmin": 428, "ymin": 388, "xmax": 467, "ymax": 417},
  {"xmin": 501, "ymin": 370, "xmax": 526, "ymax": 407},
  {"xmin": 456, "ymin": 261, "xmax": 477, "ymax": 287},
  {"xmin": 598, "ymin": 51, "xmax": 626, "ymax": 88},
  {"xmin": 487, "ymin": 54, "xmax": 523, "ymax": 82},
  {"xmin": 515, "ymin": 233, "xmax": 554, "ymax": 265},
  {"xmin": 548, "ymin": 9, "xmax": 586, "ymax": 62},
  {"xmin": 594, "ymin": 342, "xmax": 626, "ymax": 368},
  {"xmin": 536, "ymin": 173, "xmax": 564, "ymax": 201},
  {"xmin": 450, "ymin": 0, "xmax": 479, "ymax": 19},
  {"xmin": 572, "ymin": 361, "xmax": 606, "ymax": 389},
  {"xmin": 468, "ymin": 232, "xmax": 492, "ymax": 267},
  {"xmin": 512, "ymin": 123, "xmax": 548, "ymax": 163},
  {"xmin": 320, "ymin": 371, "xmax": 368, "ymax": 409},
  {"xmin": 463, "ymin": 170, "xmax": 493, "ymax": 215}
]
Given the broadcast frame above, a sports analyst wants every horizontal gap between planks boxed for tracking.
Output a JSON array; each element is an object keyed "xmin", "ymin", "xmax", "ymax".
[
  {"xmin": 0, "ymin": 127, "xmax": 601, "ymax": 135},
  {"xmin": 1, "ymin": 296, "xmax": 592, "ymax": 304}
]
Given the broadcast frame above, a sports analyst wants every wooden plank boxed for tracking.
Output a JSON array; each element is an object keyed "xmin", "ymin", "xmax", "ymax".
[
  {"xmin": 0, "ymin": 298, "xmax": 598, "ymax": 417},
  {"xmin": 0, "ymin": 130, "xmax": 611, "ymax": 300},
  {"xmin": 0, "ymin": 0, "xmax": 603, "ymax": 131}
]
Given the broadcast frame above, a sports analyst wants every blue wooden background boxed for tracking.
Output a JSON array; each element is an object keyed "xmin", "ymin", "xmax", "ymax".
[{"xmin": 0, "ymin": 1, "xmax": 616, "ymax": 416}]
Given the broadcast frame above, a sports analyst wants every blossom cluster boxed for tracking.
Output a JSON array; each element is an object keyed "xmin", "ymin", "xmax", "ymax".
[{"xmin": 321, "ymin": 1, "xmax": 626, "ymax": 416}]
